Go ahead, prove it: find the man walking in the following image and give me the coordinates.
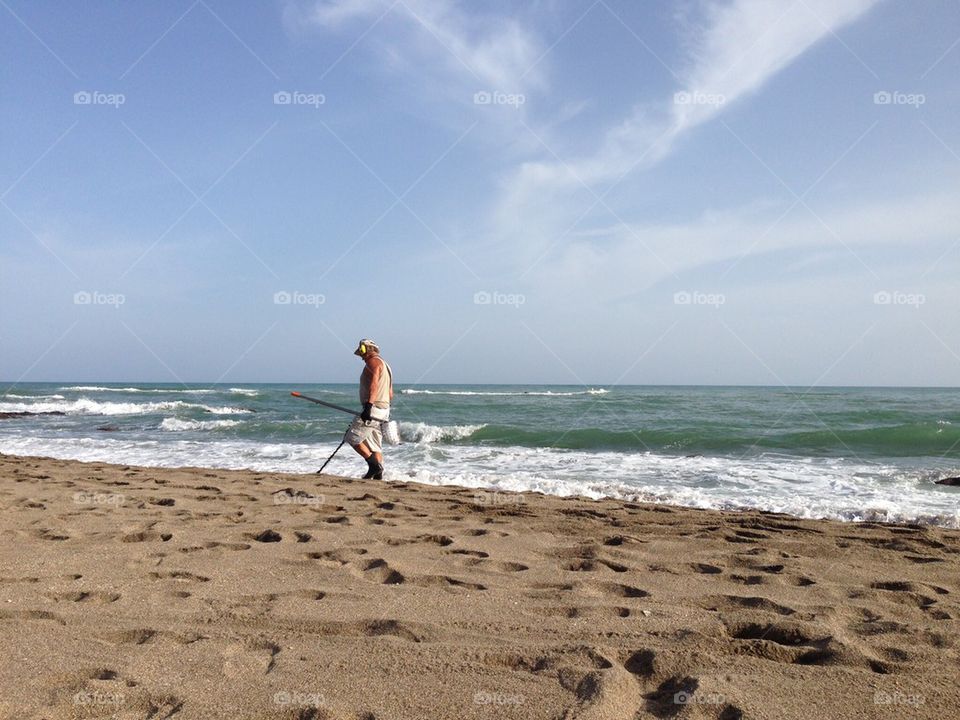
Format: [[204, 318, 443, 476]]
[[345, 339, 393, 479]]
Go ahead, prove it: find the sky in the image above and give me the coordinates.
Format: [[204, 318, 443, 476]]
[[1, 0, 959, 386]]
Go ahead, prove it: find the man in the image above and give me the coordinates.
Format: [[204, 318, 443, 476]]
[[344, 338, 393, 479]]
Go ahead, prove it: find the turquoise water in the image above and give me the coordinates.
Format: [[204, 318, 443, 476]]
[[1, 383, 958, 526]]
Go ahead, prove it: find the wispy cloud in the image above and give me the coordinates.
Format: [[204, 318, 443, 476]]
[[495, 0, 882, 241], [288, 0, 545, 94], [523, 188, 960, 304]]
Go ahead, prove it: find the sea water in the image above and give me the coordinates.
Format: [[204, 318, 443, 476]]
[[1, 383, 958, 527]]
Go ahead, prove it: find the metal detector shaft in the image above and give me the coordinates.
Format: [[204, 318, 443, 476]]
[[317, 439, 346, 474], [290, 391, 359, 416]]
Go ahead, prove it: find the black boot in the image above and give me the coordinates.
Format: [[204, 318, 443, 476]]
[[362, 457, 383, 480]]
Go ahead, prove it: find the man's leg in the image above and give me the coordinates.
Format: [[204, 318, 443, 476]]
[[345, 419, 383, 479], [350, 441, 382, 478]]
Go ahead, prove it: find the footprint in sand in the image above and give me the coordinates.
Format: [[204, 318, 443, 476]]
[[594, 582, 650, 599], [310, 550, 406, 585], [0, 609, 66, 625], [311, 619, 423, 643], [537, 605, 631, 619], [248, 529, 282, 542], [387, 533, 453, 547], [180, 540, 251, 554], [223, 638, 280, 677], [147, 570, 210, 583], [704, 594, 796, 616], [446, 549, 488, 559], [44, 590, 121, 604], [563, 559, 629, 573], [412, 575, 486, 592], [355, 559, 405, 585], [104, 628, 159, 646]]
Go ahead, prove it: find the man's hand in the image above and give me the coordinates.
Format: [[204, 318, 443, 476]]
[[360, 403, 373, 421]]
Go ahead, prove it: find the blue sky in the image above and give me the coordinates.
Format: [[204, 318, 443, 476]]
[[1, 0, 959, 385]]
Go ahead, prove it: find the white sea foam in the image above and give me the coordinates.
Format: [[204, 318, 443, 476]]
[[1, 435, 956, 528], [398, 422, 485, 443], [400, 388, 609, 397], [58, 385, 219, 394], [3, 394, 65, 400], [0, 398, 253, 416], [160, 418, 244, 431], [58, 385, 260, 397]]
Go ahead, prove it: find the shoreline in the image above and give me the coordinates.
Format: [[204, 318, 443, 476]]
[[1, 452, 958, 719], [2, 437, 956, 530]]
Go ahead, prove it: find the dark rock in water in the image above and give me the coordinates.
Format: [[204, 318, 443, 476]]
[[96, 424, 120, 432], [935, 477, 960, 486], [0, 411, 66, 419]]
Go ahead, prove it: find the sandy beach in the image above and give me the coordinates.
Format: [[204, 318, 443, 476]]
[[1, 452, 958, 720]]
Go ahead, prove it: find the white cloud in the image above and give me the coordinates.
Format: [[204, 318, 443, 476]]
[[522, 189, 960, 302], [494, 0, 882, 242], [289, 0, 545, 93], [672, 0, 880, 136]]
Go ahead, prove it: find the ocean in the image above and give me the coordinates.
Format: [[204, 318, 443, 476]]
[[1, 383, 958, 527]]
